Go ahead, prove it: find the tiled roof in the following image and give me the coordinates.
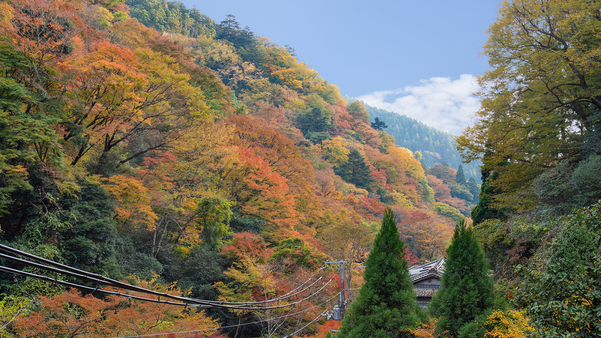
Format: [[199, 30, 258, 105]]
[[409, 257, 445, 282]]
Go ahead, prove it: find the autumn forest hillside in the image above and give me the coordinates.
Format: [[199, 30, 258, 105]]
[[365, 104, 482, 182], [0, 0, 474, 336]]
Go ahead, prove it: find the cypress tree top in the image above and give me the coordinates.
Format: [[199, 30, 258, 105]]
[[337, 207, 424, 337]]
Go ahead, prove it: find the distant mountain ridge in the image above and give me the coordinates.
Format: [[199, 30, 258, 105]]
[[364, 104, 482, 182]]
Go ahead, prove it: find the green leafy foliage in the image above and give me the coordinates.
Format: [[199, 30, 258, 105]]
[[471, 167, 508, 224], [433, 203, 463, 224], [514, 202, 601, 337], [270, 237, 327, 272], [456, 0, 601, 210], [126, 0, 216, 37], [535, 155, 601, 215], [195, 197, 233, 251], [297, 107, 333, 143]]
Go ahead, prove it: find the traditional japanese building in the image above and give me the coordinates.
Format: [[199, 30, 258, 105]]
[[409, 257, 445, 310]]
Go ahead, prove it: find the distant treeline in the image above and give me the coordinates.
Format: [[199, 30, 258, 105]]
[[364, 104, 481, 182]]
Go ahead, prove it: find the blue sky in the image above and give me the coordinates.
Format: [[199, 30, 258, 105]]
[[181, 0, 501, 134]]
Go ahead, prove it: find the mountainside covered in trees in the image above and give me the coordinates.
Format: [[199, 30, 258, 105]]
[[458, 0, 601, 337], [2, 0, 597, 336], [0, 0, 474, 336], [365, 104, 481, 182]]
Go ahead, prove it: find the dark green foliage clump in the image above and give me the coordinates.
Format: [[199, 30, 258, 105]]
[[334, 149, 374, 191], [0, 181, 123, 294], [455, 164, 466, 185], [370, 117, 387, 131], [59, 182, 123, 276], [429, 220, 494, 337], [161, 245, 228, 301], [338, 207, 424, 337], [297, 107, 333, 143], [471, 166, 508, 224], [195, 197, 233, 251], [466, 177, 479, 204], [515, 202, 601, 337], [534, 154, 601, 215]]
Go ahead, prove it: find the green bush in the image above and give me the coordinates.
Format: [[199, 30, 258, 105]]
[[515, 202, 601, 337]]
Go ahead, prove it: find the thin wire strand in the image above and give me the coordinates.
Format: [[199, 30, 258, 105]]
[[0, 244, 333, 309], [0, 249, 326, 306], [111, 292, 341, 338], [0, 243, 335, 306], [0, 264, 333, 310], [283, 310, 328, 338]]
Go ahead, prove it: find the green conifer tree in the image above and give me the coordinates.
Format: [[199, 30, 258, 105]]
[[429, 219, 494, 337], [337, 207, 424, 337], [456, 164, 466, 185], [334, 149, 374, 191], [466, 177, 479, 204]]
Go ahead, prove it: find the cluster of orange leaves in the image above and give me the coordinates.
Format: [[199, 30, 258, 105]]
[[14, 282, 219, 337]]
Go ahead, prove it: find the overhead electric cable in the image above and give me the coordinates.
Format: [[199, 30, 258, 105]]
[[0, 265, 193, 307], [111, 292, 342, 338], [0, 263, 333, 310], [0, 244, 333, 309], [283, 310, 328, 338], [0, 249, 325, 306]]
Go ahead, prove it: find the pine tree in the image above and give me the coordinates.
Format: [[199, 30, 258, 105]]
[[429, 219, 494, 337], [371, 117, 388, 130], [334, 149, 374, 191], [466, 177, 479, 204], [455, 164, 466, 185], [337, 207, 424, 337]]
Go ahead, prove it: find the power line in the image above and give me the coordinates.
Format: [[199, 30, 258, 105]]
[[0, 244, 334, 310], [111, 292, 342, 338], [0, 244, 332, 310], [0, 248, 327, 307], [0, 243, 337, 307], [0, 265, 190, 307], [0, 263, 333, 310], [283, 310, 328, 338], [0, 244, 327, 307]]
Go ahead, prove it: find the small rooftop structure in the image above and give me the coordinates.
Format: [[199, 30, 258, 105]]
[[409, 257, 445, 310]]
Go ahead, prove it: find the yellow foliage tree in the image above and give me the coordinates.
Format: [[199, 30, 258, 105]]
[[101, 175, 157, 231]]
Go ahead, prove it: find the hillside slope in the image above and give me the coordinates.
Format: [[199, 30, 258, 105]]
[[365, 104, 481, 182], [0, 0, 471, 336]]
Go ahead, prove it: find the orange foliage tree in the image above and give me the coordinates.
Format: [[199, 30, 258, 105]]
[[14, 282, 218, 337], [64, 42, 209, 168], [397, 211, 453, 261], [296, 319, 341, 338], [223, 147, 297, 235]]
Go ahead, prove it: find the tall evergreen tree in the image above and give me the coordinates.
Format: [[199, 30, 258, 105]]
[[471, 164, 509, 224], [334, 149, 374, 191], [455, 164, 466, 185], [429, 219, 494, 337], [466, 177, 479, 204], [337, 207, 424, 337]]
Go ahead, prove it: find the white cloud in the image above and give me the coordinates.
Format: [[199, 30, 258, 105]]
[[357, 74, 480, 135]]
